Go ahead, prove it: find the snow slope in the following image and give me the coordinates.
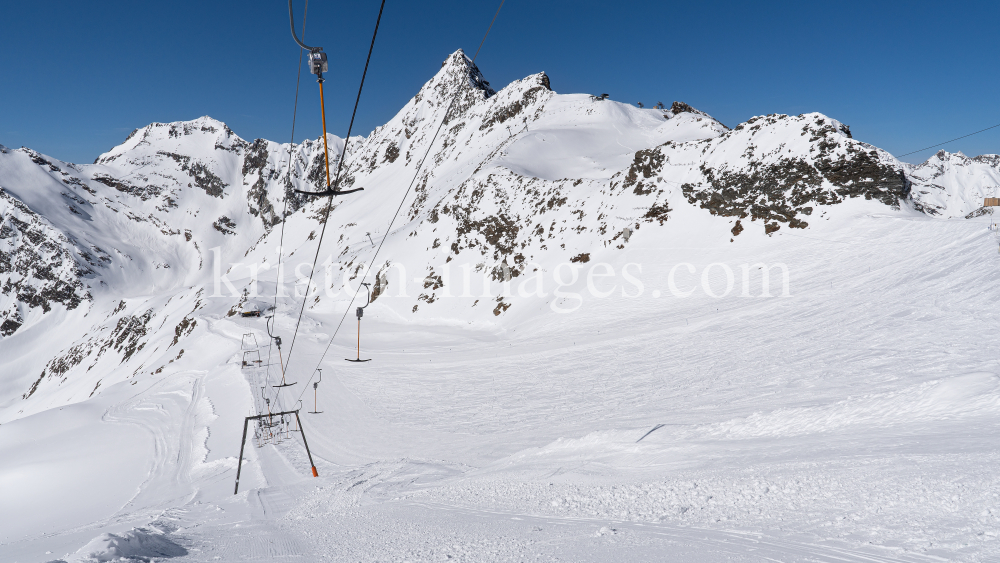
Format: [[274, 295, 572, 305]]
[[1, 49, 999, 562]]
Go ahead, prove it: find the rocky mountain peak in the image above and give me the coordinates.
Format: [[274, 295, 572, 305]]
[[668, 101, 704, 116], [417, 50, 496, 122], [96, 116, 246, 166]]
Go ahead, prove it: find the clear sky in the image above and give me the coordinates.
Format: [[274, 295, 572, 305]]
[[2, 0, 997, 165]]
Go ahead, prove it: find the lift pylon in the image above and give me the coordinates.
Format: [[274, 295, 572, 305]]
[[241, 332, 258, 350], [235, 409, 317, 494]]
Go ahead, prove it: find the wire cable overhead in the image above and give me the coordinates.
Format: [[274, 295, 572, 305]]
[[898, 122, 1000, 157], [291, 0, 508, 404], [282, 0, 387, 373]]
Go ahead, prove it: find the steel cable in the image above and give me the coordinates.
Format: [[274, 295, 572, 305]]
[[898, 123, 1000, 157], [283, 0, 387, 374], [293, 0, 507, 404]]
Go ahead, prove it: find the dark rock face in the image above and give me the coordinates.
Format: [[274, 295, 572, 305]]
[[479, 73, 551, 132], [973, 154, 1000, 167], [0, 188, 91, 337], [106, 311, 152, 363], [624, 149, 665, 195], [966, 207, 993, 219], [21, 148, 63, 172], [672, 113, 907, 234], [22, 306, 156, 398], [157, 152, 226, 198], [384, 143, 400, 163], [212, 216, 237, 235], [92, 173, 161, 200], [685, 151, 905, 231], [1, 307, 22, 336], [243, 139, 281, 226], [643, 201, 671, 225], [670, 101, 698, 115], [171, 316, 196, 347], [445, 174, 525, 261], [241, 138, 270, 177], [683, 159, 820, 230]]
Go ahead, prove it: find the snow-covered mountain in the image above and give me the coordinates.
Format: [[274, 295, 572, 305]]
[[2, 50, 994, 352], [2, 49, 1000, 562], [906, 150, 1000, 217]]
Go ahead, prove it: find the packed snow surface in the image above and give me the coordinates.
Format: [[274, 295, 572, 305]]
[[1, 50, 999, 562]]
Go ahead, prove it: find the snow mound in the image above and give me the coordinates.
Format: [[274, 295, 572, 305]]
[[63, 528, 187, 562]]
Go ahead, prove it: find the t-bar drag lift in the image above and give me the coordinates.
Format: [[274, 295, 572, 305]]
[[288, 0, 364, 198], [267, 315, 297, 388], [308, 369, 323, 414], [346, 282, 372, 362]]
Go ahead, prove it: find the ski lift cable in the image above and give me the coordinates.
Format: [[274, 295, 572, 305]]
[[288, 0, 319, 52], [292, 0, 508, 405], [282, 0, 387, 375], [270, 0, 309, 320], [253, 0, 307, 419], [263, 317, 291, 411], [898, 122, 1000, 157]]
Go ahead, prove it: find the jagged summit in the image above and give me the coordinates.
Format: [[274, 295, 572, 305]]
[[439, 48, 497, 96], [410, 49, 499, 127]]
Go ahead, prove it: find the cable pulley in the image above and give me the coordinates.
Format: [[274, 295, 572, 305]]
[[308, 50, 328, 76]]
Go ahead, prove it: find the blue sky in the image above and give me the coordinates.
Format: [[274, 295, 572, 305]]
[[2, 0, 997, 164]]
